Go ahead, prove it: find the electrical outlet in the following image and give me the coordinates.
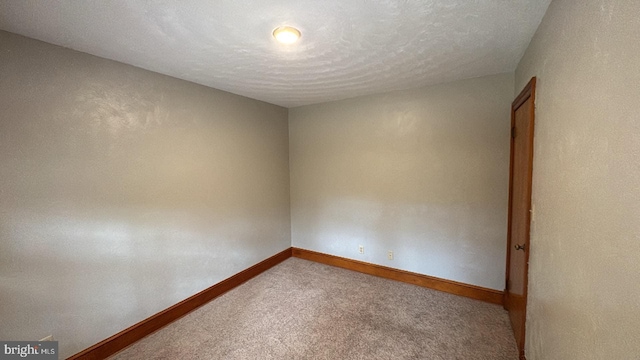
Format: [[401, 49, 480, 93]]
[[39, 335, 54, 341], [388, 250, 393, 260], [359, 245, 364, 254]]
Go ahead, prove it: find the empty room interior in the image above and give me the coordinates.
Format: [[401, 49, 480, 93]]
[[1, 0, 638, 359]]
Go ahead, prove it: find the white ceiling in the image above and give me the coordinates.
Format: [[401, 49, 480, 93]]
[[0, 0, 551, 108]]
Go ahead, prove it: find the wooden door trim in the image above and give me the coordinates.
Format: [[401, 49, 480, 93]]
[[504, 77, 536, 360], [512, 78, 536, 113]]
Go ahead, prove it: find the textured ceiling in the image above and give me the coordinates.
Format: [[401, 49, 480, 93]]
[[0, 0, 551, 107]]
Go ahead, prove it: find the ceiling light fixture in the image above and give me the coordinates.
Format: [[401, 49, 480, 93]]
[[272, 26, 301, 44]]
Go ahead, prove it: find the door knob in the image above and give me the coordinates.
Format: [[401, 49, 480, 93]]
[[514, 244, 525, 251]]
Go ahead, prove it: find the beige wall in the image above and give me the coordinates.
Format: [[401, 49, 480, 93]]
[[0, 31, 291, 358], [289, 73, 514, 290], [515, 0, 640, 358]]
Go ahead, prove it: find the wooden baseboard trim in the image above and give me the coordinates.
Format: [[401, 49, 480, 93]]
[[67, 247, 292, 360], [292, 248, 503, 305]]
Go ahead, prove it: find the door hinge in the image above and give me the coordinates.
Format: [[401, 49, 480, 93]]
[[511, 126, 517, 138]]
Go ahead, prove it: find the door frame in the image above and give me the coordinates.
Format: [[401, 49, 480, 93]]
[[504, 76, 536, 359]]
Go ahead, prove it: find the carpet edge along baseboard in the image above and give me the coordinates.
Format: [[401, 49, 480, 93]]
[[291, 247, 504, 305], [69, 246, 502, 359], [67, 247, 293, 360]]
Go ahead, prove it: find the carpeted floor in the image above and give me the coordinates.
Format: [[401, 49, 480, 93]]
[[110, 258, 518, 359]]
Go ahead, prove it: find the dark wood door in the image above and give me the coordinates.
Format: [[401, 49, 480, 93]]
[[505, 77, 536, 360]]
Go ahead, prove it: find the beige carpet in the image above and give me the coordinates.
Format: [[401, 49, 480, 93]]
[[110, 258, 518, 359]]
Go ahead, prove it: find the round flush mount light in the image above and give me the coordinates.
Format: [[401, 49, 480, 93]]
[[273, 26, 301, 44]]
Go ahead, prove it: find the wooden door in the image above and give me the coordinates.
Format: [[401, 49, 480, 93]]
[[505, 77, 536, 360]]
